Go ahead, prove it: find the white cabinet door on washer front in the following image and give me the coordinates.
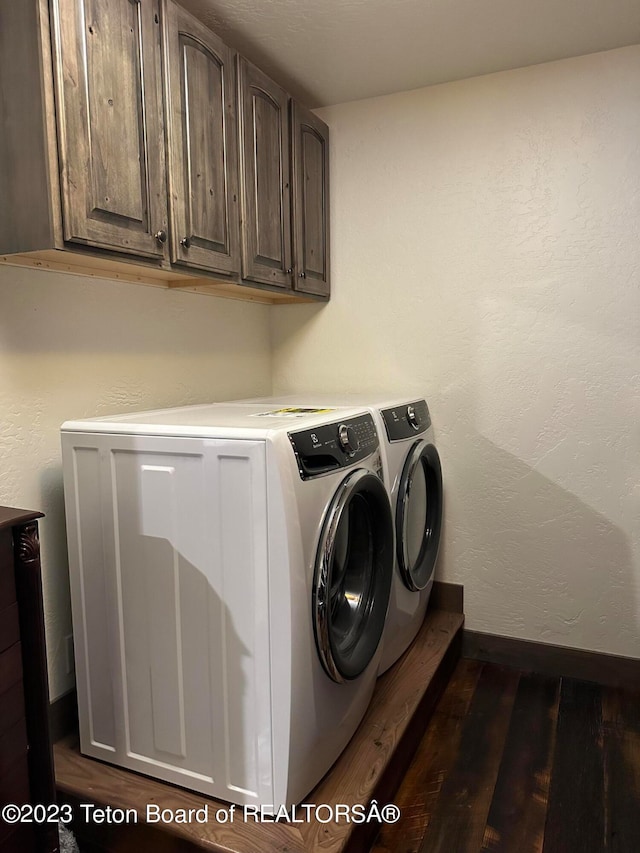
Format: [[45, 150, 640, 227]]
[[62, 433, 273, 805]]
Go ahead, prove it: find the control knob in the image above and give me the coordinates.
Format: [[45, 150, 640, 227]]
[[407, 405, 419, 429], [338, 423, 359, 455]]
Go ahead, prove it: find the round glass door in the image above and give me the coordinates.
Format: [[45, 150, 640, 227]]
[[313, 469, 393, 683], [396, 441, 443, 591]]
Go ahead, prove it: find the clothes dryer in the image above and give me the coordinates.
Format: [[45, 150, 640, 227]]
[[61, 403, 394, 808], [231, 395, 443, 673], [373, 398, 443, 672]]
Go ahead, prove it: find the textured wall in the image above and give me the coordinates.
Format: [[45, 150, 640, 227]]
[[0, 266, 271, 699], [272, 46, 640, 657]]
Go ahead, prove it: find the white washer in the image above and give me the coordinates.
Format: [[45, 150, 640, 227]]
[[61, 402, 394, 808], [231, 395, 444, 673]]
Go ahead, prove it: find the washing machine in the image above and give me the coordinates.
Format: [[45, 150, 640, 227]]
[[61, 402, 394, 808], [230, 395, 443, 673]]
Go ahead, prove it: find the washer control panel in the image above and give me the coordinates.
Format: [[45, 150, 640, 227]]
[[289, 414, 379, 479], [381, 400, 431, 441]]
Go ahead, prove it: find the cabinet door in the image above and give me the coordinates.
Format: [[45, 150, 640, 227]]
[[237, 58, 292, 289], [163, 1, 239, 275], [291, 103, 330, 297], [51, 0, 168, 258]]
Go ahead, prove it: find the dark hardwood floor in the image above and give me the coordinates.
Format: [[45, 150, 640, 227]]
[[371, 658, 640, 853]]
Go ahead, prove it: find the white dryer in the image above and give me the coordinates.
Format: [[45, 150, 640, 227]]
[[373, 398, 443, 672], [61, 403, 394, 808], [231, 395, 444, 673]]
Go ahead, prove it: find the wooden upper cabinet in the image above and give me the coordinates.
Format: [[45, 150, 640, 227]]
[[163, 1, 240, 276], [51, 0, 169, 258], [0, 0, 329, 303], [291, 103, 330, 297], [237, 57, 293, 290]]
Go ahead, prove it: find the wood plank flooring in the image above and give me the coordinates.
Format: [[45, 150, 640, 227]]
[[371, 659, 640, 853]]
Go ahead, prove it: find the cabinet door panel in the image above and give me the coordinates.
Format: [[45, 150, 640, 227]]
[[292, 103, 330, 297], [164, 1, 239, 274], [52, 0, 167, 258], [237, 58, 292, 289]]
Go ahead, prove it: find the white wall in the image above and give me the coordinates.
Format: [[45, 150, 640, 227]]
[[3, 47, 639, 704], [272, 46, 640, 658], [0, 266, 271, 699]]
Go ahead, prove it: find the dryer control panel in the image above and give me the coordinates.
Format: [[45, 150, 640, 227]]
[[289, 414, 379, 479], [381, 400, 431, 441]]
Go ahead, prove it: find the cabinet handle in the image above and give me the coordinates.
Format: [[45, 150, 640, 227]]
[[180, 237, 191, 249], [154, 230, 167, 244], [286, 268, 293, 275], [298, 271, 306, 279]]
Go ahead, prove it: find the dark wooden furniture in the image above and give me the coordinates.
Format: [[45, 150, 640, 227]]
[[0, 508, 58, 853]]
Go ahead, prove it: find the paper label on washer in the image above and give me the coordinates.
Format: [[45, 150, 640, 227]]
[[251, 407, 336, 418]]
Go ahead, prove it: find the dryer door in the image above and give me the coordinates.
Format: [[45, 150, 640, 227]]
[[313, 469, 393, 683], [396, 441, 443, 591]]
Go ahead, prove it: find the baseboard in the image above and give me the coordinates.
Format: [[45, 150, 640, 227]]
[[429, 580, 464, 614], [463, 630, 640, 690], [49, 688, 78, 743]]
